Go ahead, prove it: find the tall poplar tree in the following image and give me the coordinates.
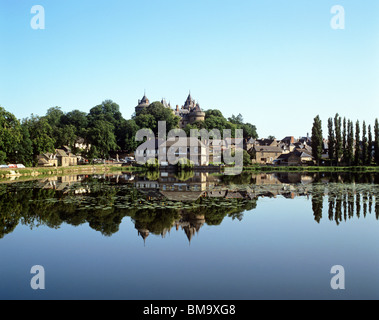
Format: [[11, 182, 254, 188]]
[[347, 120, 354, 166], [328, 118, 335, 164], [362, 121, 368, 165], [334, 114, 342, 165], [311, 115, 323, 165], [355, 120, 361, 166], [368, 124, 373, 165], [342, 117, 347, 163], [375, 119, 379, 166]]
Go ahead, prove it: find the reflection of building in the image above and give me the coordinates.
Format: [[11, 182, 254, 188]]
[[254, 173, 282, 185], [135, 212, 206, 244], [135, 172, 211, 202], [178, 213, 205, 243], [37, 175, 86, 193]]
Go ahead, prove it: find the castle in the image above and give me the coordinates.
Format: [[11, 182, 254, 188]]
[[135, 92, 206, 128]]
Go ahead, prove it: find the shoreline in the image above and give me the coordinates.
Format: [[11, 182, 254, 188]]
[[0, 164, 145, 180], [241, 166, 379, 173], [1, 164, 378, 181]]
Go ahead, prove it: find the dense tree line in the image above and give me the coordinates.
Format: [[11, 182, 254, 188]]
[[0, 101, 258, 166], [312, 114, 379, 166]]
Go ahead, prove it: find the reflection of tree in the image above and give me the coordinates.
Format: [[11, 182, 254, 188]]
[[328, 194, 335, 222], [0, 178, 258, 241], [314, 187, 379, 226], [356, 194, 361, 219], [131, 208, 180, 236], [335, 194, 342, 225], [176, 171, 195, 182], [312, 195, 323, 224], [1, 173, 378, 240]]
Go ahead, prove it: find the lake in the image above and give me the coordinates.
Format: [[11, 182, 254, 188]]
[[0, 171, 378, 300]]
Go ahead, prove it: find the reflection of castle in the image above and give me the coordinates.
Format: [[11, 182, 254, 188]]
[[135, 92, 206, 128], [136, 212, 206, 244]]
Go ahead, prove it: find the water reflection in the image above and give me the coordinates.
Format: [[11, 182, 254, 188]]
[[0, 172, 378, 242]]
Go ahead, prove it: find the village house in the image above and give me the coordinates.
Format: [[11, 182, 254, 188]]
[[276, 148, 314, 166], [56, 148, 77, 167], [135, 137, 209, 166], [251, 145, 283, 165], [37, 147, 78, 167], [37, 152, 58, 167]]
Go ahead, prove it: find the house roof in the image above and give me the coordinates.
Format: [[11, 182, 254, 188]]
[[255, 139, 277, 146], [294, 148, 313, 157], [56, 149, 68, 157], [254, 145, 283, 153]]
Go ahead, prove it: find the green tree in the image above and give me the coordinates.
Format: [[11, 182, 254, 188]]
[[334, 113, 342, 164], [61, 109, 89, 138], [55, 125, 77, 149], [86, 145, 99, 163], [0, 151, 6, 164], [0, 107, 23, 163], [205, 109, 224, 118], [342, 117, 347, 163], [346, 120, 354, 166], [134, 113, 156, 131], [134, 101, 180, 134], [239, 122, 258, 139], [123, 119, 140, 153], [88, 100, 126, 149], [311, 115, 323, 165], [327, 118, 335, 164], [375, 119, 379, 165], [45, 107, 64, 128], [362, 121, 368, 165], [368, 125, 373, 165], [21, 115, 56, 163], [243, 150, 252, 166], [87, 120, 118, 159], [228, 114, 244, 125], [354, 120, 361, 166], [16, 123, 34, 166]]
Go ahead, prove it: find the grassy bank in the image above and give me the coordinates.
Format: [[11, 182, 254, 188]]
[[242, 165, 379, 173], [1, 164, 378, 180], [0, 164, 146, 179]]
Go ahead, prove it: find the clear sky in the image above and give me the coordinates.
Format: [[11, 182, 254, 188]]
[[0, 0, 378, 139]]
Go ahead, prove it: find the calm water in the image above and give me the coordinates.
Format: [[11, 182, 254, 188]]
[[0, 171, 379, 300]]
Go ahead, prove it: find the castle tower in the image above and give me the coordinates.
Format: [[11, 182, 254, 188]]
[[135, 93, 150, 114]]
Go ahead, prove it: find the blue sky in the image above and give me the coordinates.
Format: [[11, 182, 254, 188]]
[[0, 0, 378, 139]]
